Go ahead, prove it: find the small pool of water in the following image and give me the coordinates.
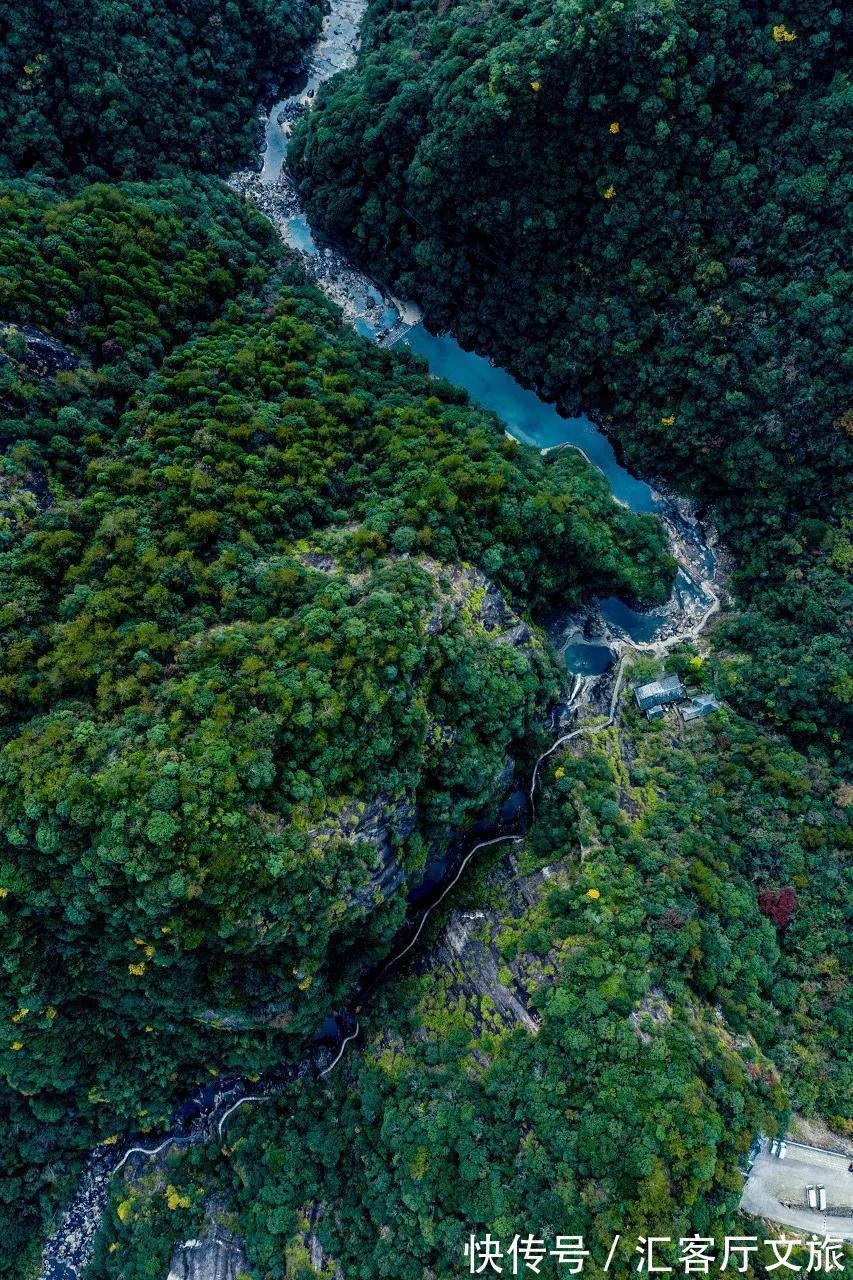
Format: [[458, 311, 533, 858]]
[[499, 790, 527, 822], [563, 642, 615, 675], [598, 596, 671, 644], [262, 112, 290, 184], [408, 856, 450, 905], [286, 213, 318, 254], [314, 1015, 341, 1041]]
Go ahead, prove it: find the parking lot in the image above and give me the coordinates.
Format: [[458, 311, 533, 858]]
[[741, 1138, 853, 1241]]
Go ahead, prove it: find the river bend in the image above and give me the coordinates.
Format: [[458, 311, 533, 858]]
[[39, 3, 721, 1273]]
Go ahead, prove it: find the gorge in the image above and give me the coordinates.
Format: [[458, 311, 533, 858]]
[[36, 2, 726, 1274]]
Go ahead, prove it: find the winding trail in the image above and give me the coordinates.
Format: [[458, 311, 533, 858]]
[[37, 0, 724, 1273], [317, 1023, 361, 1078], [38, 557, 719, 1279], [216, 1095, 271, 1139], [217, 565, 720, 1106], [114, 1135, 193, 1177]]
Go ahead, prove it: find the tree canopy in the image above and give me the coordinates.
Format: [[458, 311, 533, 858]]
[[0, 0, 323, 179], [291, 0, 852, 744], [0, 177, 672, 1265]]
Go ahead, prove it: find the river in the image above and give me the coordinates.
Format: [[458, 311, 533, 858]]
[[232, 0, 717, 660], [39, 2, 721, 1275]]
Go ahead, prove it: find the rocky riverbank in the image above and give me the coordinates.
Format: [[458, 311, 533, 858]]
[[36, 561, 553, 1278], [37, 0, 725, 1271]]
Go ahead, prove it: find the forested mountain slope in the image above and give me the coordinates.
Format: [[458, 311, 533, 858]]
[[291, 0, 853, 744], [0, 0, 323, 179], [85, 686, 851, 1278], [0, 114, 671, 1280], [0, 0, 849, 1273]]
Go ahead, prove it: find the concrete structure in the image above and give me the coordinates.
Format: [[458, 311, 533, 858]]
[[679, 692, 720, 721], [741, 1137, 853, 1241], [634, 675, 684, 717]]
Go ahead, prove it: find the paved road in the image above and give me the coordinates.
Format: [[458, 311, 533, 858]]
[[741, 1138, 853, 1241]]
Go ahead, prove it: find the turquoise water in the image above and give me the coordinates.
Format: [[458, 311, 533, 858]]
[[271, 219, 710, 650], [259, 0, 715, 656], [274, 216, 660, 517], [400, 326, 697, 655], [595, 597, 670, 644], [259, 0, 662, 524], [261, 113, 291, 185], [404, 327, 659, 514], [285, 213, 318, 254], [262, 8, 659, 519], [562, 642, 616, 675]]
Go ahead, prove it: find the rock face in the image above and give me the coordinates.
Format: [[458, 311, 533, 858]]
[[302, 1201, 338, 1276], [438, 909, 541, 1035], [329, 793, 417, 912], [420, 558, 533, 652], [0, 323, 80, 376], [424, 852, 554, 1037], [166, 1226, 253, 1280]]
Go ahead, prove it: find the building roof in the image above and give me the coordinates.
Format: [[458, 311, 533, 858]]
[[679, 693, 720, 721], [634, 675, 684, 710]]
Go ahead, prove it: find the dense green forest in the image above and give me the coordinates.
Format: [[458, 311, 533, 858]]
[[84, 685, 851, 1277], [0, 0, 849, 1274], [291, 0, 852, 745], [0, 61, 672, 1276], [0, 0, 323, 179]]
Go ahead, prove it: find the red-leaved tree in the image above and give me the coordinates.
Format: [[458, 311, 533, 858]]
[[758, 886, 798, 929]]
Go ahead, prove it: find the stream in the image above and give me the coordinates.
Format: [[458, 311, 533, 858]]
[[39, 2, 721, 1275]]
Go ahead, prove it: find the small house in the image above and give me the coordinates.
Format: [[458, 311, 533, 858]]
[[679, 693, 720, 722], [634, 675, 684, 718]]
